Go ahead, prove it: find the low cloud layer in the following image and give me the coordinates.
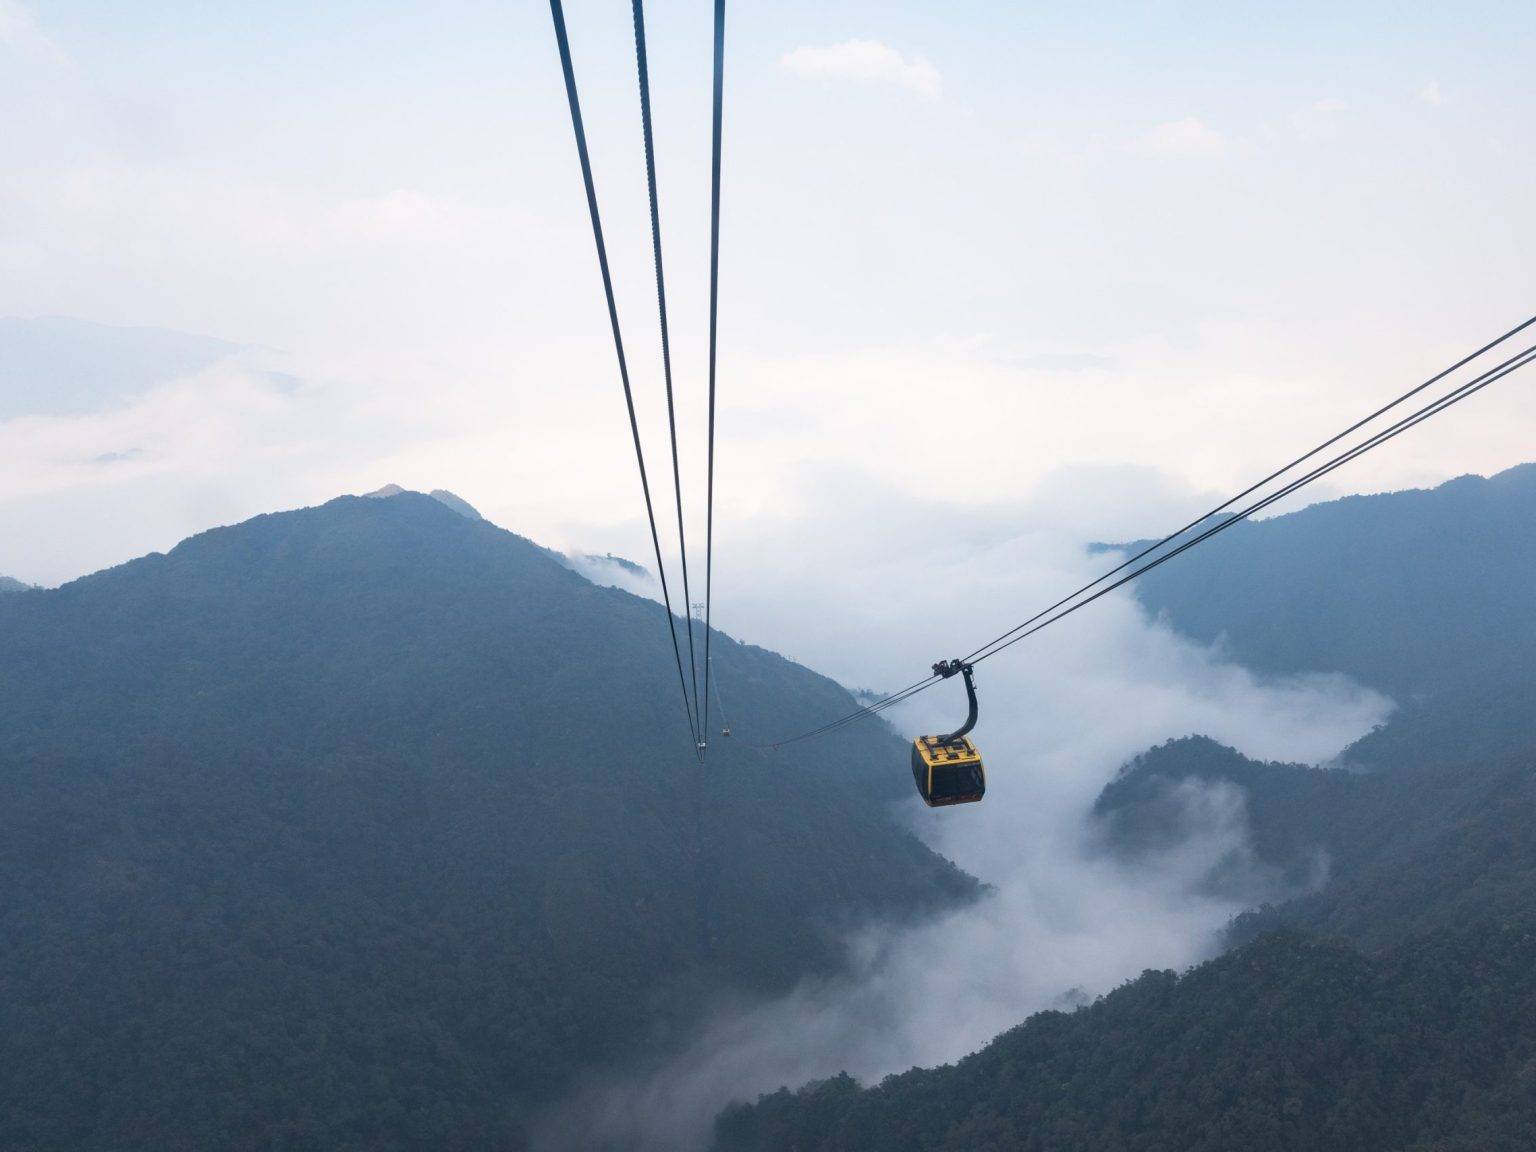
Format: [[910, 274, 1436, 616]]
[[1417, 80, 1446, 107], [779, 40, 943, 100], [0, 0, 61, 59], [3, 4, 1530, 1143], [1133, 116, 1227, 157], [532, 488, 1391, 1149]]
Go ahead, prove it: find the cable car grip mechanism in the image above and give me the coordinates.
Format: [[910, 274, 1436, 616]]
[[930, 659, 978, 742]]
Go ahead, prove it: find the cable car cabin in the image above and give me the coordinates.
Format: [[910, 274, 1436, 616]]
[[910, 659, 986, 806], [911, 734, 986, 806]]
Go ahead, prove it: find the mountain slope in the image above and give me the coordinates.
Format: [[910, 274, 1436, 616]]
[[1087, 462, 1536, 936], [0, 493, 976, 1151], [1122, 464, 1536, 766], [1089, 465, 1536, 947], [1095, 737, 1536, 948], [718, 467, 1536, 1148], [714, 926, 1536, 1152]]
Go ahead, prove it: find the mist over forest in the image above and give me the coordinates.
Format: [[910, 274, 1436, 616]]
[[4, 445, 1535, 1150], [5, 0, 1536, 1147]]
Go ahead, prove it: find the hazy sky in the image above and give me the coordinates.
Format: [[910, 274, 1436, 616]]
[[539, 504, 1394, 1149], [3, 0, 1534, 591], [3, 8, 1528, 1139]]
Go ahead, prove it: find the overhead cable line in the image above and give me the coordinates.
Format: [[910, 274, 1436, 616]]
[[700, 0, 726, 760], [741, 673, 939, 751], [632, 0, 702, 738], [959, 312, 1536, 665], [749, 678, 936, 750], [549, 0, 700, 756], [756, 323, 1536, 749], [805, 338, 1536, 742], [967, 340, 1536, 667], [773, 339, 1536, 747], [856, 340, 1535, 737]]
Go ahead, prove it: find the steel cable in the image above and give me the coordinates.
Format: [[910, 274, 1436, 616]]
[[700, 0, 726, 760], [632, 0, 703, 738], [754, 329, 1536, 749], [550, 0, 701, 754]]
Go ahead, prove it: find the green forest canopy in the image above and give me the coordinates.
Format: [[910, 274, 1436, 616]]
[[0, 492, 978, 1151]]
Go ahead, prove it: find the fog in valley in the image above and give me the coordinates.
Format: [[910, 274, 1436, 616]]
[[0, 324, 1414, 1150], [538, 485, 1391, 1149], [5, 3, 1535, 1149]]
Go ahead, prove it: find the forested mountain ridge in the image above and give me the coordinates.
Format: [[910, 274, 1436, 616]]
[[714, 924, 1536, 1152], [1123, 463, 1536, 767], [1091, 463, 1536, 947], [0, 492, 977, 1151], [1122, 464, 1536, 692], [712, 466, 1536, 1149], [1095, 737, 1536, 949]]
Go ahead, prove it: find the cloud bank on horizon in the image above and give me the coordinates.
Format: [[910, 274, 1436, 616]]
[[529, 493, 1393, 1150], [0, 0, 60, 58], [779, 39, 943, 100], [2, 0, 1533, 591]]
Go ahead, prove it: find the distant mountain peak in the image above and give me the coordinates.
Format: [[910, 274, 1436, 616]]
[[363, 484, 482, 520], [0, 492, 973, 1148], [0, 575, 36, 593]]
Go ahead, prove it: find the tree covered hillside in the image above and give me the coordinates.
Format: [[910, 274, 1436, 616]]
[[714, 466, 1536, 1150], [1090, 466, 1536, 948], [1096, 737, 1536, 950], [0, 492, 977, 1151], [1121, 464, 1536, 767], [714, 925, 1536, 1152]]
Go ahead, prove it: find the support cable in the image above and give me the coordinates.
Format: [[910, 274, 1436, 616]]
[[968, 341, 1536, 667], [632, 0, 702, 738], [550, 0, 700, 755], [959, 313, 1536, 665], [700, 0, 726, 759], [755, 331, 1536, 749], [709, 654, 734, 736]]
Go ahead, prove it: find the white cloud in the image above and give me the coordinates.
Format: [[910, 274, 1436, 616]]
[[530, 483, 1393, 1150], [330, 189, 442, 237], [0, 343, 479, 585], [779, 40, 943, 100], [1313, 97, 1348, 113], [1417, 80, 1446, 106], [5, 7, 1535, 598], [1132, 116, 1227, 157], [0, 0, 62, 59]]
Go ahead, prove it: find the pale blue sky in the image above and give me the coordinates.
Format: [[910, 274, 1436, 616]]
[[4, 11, 1529, 1116], [2, 0, 1534, 585]]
